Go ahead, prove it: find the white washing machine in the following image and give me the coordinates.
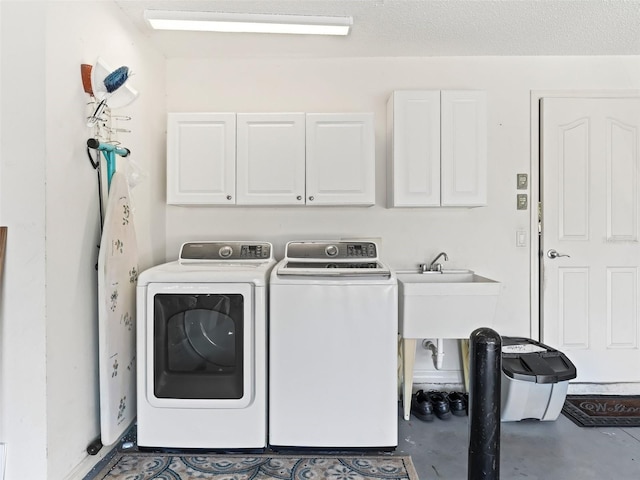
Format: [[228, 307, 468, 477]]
[[269, 241, 398, 449], [136, 241, 275, 449]]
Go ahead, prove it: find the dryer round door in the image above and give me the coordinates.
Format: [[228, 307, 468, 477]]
[[183, 309, 236, 367], [145, 282, 254, 409]]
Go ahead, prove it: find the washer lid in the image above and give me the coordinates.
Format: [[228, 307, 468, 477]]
[[277, 263, 391, 277]]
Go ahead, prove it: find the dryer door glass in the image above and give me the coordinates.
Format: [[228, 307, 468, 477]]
[[153, 293, 244, 399]]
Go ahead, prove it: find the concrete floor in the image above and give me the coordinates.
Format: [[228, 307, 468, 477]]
[[86, 408, 640, 480], [398, 410, 640, 479]]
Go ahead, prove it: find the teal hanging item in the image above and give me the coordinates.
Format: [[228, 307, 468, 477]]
[[87, 138, 130, 190]]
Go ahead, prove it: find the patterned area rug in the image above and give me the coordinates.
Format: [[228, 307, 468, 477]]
[[92, 453, 419, 480], [562, 395, 640, 427]]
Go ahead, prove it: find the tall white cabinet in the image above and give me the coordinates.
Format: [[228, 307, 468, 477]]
[[387, 90, 487, 207], [167, 112, 375, 206]]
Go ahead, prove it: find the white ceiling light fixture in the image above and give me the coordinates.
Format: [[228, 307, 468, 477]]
[[144, 10, 353, 36]]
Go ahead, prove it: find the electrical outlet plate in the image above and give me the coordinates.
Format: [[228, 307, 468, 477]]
[[517, 194, 528, 210]]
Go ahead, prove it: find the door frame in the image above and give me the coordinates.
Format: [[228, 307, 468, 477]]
[[530, 90, 640, 392]]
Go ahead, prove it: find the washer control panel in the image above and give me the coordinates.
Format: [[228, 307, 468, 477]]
[[286, 241, 377, 260], [180, 241, 272, 261]]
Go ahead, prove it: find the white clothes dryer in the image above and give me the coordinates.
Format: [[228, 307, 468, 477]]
[[269, 241, 398, 449], [136, 241, 275, 449]]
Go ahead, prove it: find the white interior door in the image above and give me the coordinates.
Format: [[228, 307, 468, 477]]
[[541, 97, 640, 384]]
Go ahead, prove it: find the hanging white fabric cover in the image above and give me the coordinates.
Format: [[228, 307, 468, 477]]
[[97, 171, 138, 446]]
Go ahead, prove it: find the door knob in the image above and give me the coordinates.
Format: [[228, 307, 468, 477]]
[[546, 249, 571, 259]]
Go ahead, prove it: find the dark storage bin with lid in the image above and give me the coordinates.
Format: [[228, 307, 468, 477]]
[[501, 336, 577, 422]]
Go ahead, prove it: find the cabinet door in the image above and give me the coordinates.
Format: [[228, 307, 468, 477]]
[[167, 113, 236, 205], [306, 113, 375, 206], [440, 91, 487, 206], [236, 113, 306, 205], [387, 91, 441, 207]]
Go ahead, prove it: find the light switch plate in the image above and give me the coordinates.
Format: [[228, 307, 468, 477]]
[[517, 173, 528, 190], [517, 194, 528, 210]]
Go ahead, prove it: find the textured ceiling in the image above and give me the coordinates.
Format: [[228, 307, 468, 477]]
[[114, 0, 640, 58]]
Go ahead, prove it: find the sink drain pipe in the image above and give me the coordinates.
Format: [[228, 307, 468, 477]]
[[468, 327, 501, 480], [423, 339, 445, 369]]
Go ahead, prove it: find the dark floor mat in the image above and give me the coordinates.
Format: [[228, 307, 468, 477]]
[[562, 395, 640, 427]]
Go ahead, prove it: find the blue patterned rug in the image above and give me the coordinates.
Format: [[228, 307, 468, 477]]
[[93, 454, 419, 480]]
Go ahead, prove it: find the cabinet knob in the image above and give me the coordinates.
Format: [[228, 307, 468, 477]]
[[226, 195, 232, 201], [308, 196, 314, 201], [296, 195, 302, 201]]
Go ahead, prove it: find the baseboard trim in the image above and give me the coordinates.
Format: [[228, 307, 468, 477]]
[[412, 368, 464, 385], [568, 382, 640, 395], [410, 370, 640, 396], [63, 445, 115, 480], [0, 443, 6, 480]]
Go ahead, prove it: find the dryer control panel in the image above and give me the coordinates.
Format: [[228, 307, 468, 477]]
[[179, 241, 272, 261]]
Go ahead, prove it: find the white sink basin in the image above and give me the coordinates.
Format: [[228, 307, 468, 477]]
[[397, 269, 500, 338]]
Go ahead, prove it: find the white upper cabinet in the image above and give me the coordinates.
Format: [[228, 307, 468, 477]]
[[387, 91, 441, 206], [167, 111, 375, 206], [167, 113, 236, 205], [387, 90, 487, 207], [236, 113, 306, 205], [440, 91, 487, 206], [306, 113, 375, 206]]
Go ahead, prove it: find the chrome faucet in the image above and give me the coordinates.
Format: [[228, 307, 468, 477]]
[[420, 252, 449, 273]]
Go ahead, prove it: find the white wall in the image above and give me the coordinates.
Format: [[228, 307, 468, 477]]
[[44, 2, 165, 478], [0, 2, 48, 478], [0, 0, 4, 449], [165, 55, 640, 380], [1, 1, 165, 479], [0, 4, 638, 477]]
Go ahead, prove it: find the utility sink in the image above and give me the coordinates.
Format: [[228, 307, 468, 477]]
[[397, 269, 501, 339], [397, 269, 501, 420]]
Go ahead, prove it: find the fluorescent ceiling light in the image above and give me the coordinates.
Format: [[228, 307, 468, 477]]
[[144, 10, 353, 36]]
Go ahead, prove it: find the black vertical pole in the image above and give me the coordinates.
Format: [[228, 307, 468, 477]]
[[468, 328, 501, 480]]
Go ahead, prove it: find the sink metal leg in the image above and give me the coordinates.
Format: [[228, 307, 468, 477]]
[[460, 339, 470, 392], [402, 338, 417, 421]]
